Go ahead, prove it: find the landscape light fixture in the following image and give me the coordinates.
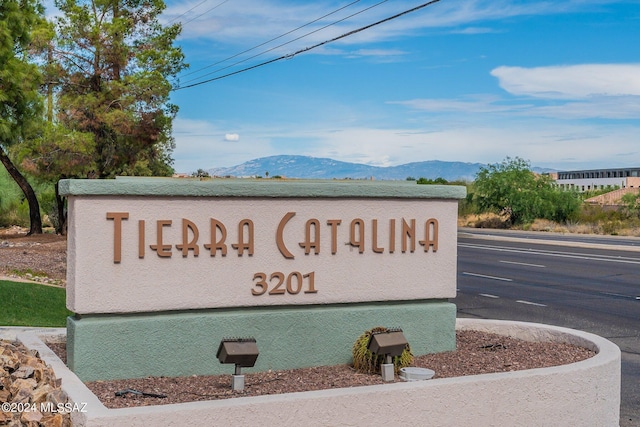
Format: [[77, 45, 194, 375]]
[[216, 337, 259, 391], [367, 328, 408, 382]]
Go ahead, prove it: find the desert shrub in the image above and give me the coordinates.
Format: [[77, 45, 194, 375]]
[[416, 177, 448, 185], [474, 215, 510, 229], [473, 157, 581, 226], [578, 204, 629, 223], [352, 326, 413, 374]]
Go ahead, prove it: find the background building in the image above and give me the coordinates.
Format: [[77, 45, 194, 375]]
[[550, 168, 640, 192]]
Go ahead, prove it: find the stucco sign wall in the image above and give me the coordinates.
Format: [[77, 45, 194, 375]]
[[60, 178, 466, 380], [61, 179, 465, 315]]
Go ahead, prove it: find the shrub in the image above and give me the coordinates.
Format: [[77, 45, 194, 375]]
[[352, 326, 413, 374]]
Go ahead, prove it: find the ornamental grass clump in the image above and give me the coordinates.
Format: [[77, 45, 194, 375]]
[[352, 326, 413, 374]]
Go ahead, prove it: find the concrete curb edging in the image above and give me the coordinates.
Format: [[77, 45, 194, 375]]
[[16, 319, 621, 427]]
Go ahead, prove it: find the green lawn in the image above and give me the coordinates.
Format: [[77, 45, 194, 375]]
[[0, 280, 72, 327]]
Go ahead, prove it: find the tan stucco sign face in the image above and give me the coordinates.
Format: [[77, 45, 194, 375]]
[[63, 180, 462, 314]]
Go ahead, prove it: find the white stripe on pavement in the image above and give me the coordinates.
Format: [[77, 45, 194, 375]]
[[462, 272, 513, 282], [499, 260, 546, 268], [516, 300, 547, 307]]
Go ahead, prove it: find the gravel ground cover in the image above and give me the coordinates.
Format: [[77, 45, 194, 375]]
[[48, 331, 594, 409]]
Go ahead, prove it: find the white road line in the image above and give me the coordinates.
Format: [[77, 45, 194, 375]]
[[479, 293, 500, 298], [499, 260, 545, 268], [462, 272, 513, 282], [459, 243, 640, 265], [516, 300, 547, 307], [599, 291, 636, 299]]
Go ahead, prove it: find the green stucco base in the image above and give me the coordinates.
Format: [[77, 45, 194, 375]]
[[67, 300, 455, 381]]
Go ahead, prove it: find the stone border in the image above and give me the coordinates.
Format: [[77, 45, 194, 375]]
[[14, 319, 621, 426]]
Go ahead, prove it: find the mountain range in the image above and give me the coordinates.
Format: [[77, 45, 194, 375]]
[[208, 155, 554, 181]]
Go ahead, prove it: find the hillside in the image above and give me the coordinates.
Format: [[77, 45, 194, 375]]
[[208, 155, 488, 181]]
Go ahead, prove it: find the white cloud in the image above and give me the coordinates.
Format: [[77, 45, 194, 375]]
[[524, 96, 640, 120], [394, 93, 640, 120], [302, 123, 640, 171], [451, 27, 500, 35], [491, 64, 640, 99], [391, 95, 527, 114], [167, 0, 596, 48], [225, 133, 240, 141], [346, 49, 408, 58], [172, 119, 272, 173]]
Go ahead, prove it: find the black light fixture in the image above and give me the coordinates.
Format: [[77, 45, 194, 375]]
[[366, 328, 408, 382], [216, 338, 259, 391]]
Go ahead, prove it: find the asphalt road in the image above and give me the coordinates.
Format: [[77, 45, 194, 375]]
[[454, 229, 640, 427]]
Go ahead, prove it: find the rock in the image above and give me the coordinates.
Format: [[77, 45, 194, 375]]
[[11, 366, 34, 380], [46, 388, 68, 406], [41, 413, 67, 427], [0, 411, 12, 423], [10, 378, 37, 396], [0, 353, 19, 372], [0, 340, 72, 426], [10, 378, 38, 406], [12, 387, 34, 404], [20, 410, 43, 424], [32, 384, 54, 404]]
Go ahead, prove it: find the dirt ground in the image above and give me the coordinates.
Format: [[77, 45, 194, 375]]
[[0, 226, 67, 285]]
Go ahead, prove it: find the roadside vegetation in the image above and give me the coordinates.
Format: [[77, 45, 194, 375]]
[[415, 157, 640, 237]]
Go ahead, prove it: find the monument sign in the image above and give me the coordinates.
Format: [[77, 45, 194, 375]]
[[61, 178, 465, 381]]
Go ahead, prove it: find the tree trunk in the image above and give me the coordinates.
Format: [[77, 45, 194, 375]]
[[54, 181, 67, 235], [0, 146, 42, 235]]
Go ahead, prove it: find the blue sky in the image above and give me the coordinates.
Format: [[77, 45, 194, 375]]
[[70, 1, 640, 173]]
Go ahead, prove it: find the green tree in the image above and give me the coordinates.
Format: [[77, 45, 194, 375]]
[[473, 157, 580, 225], [51, 0, 187, 178], [0, 0, 45, 234], [20, 123, 95, 233], [621, 191, 640, 217], [416, 177, 448, 185], [20, 0, 187, 233], [191, 168, 210, 178]]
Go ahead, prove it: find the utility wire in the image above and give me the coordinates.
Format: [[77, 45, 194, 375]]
[[167, 0, 210, 24], [176, 0, 442, 90], [180, 0, 385, 85], [179, 0, 362, 81], [182, 0, 231, 27]]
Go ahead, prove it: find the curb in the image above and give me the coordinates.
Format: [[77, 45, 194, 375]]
[[13, 319, 621, 427]]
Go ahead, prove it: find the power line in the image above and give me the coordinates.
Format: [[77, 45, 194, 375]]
[[167, 0, 210, 25], [180, 0, 386, 85], [176, 0, 442, 90], [178, 0, 368, 83], [181, 0, 232, 27]]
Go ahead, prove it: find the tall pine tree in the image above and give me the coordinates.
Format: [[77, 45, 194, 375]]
[[52, 0, 187, 178], [0, 0, 44, 234]]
